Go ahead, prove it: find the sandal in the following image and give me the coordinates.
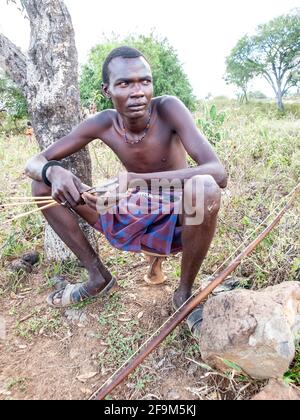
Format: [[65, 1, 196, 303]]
[[202, 275, 241, 295], [46, 277, 117, 308], [185, 305, 204, 340], [172, 292, 204, 340]]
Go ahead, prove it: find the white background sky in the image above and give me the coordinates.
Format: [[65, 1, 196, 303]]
[[0, 0, 299, 99]]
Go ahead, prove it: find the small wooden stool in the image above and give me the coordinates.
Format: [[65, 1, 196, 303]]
[[143, 251, 168, 285]]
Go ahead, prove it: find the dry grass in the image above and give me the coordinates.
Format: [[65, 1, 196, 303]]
[[0, 99, 299, 400]]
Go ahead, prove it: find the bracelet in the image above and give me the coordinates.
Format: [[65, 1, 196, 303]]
[[41, 160, 64, 187]]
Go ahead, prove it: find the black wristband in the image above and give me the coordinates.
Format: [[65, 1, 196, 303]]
[[41, 160, 64, 187]]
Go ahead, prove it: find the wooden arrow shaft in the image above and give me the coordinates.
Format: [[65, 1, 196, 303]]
[[91, 183, 299, 400]]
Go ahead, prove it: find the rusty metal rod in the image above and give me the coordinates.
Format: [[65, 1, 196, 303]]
[[91, 184, 299, 400]]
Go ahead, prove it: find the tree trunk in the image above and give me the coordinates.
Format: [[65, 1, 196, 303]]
[[276, 88, 285, 112], [243, 88, 248, 104], [0, 0, 98, 261]]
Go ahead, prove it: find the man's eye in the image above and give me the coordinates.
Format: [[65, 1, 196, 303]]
[[119, 82, 128, 87], [143, 80, 151, 85]]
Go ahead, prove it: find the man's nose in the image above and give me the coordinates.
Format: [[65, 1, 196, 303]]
[[130, 84, 145, 97]]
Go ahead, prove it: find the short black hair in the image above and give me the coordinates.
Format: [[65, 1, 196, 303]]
[[102, 46, 147, 85]]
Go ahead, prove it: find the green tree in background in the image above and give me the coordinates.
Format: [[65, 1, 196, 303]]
[[248, 91, 267, 100], [225, 36, 258, 103], [0, 75, 28, 120], [225, 9, 300, 111], [80, 34, 197, 112]]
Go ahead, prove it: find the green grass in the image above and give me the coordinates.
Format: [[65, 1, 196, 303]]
[[44, 260, 84, 283], [0, 132, 41, 270], [5, 270, 29, 294], [284, 345, 300, 385], [94, 293, 146, 376], [196, 99, 300, 290], [15, 309, 63, 341], [0, 100, 299, 395], [6, 377, 27, 392]]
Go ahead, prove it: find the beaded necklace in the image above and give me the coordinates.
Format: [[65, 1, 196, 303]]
[[123, 108, 151, 145]]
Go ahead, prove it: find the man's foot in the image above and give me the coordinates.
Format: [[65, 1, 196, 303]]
[[172, 288, 204, 340], [46, 277, 116, 308], [172, 288, 192, 310], [143, 255, 167, 285]]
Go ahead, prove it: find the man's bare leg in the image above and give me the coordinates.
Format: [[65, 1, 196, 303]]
[[144, 254, 167, 285], [32, 180, 112, 300], [173, 175, 221, 309]]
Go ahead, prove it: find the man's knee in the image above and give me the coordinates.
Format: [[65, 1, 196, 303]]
[[203, 175, 221, 215], [184, 175, 221, 217], [31, 180, 51, 197]]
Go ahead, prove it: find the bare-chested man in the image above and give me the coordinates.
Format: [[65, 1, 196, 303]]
[[25, 46, 227, 338]]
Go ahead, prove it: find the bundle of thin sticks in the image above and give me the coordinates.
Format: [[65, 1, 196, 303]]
[[0, 178, 120, 225], [0, 196, 59, 224]]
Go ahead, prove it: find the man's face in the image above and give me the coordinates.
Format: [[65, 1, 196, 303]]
[[103, 56, 153, 118]]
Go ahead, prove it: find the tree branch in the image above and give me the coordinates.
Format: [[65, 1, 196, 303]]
[[0, 33, 27, 95], [261, 71, 277, 94], [282, 73, 298, 96], [271, 61, 280, 87]]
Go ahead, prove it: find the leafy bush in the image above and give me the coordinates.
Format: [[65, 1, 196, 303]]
[[0, 76, 28, 135], [248, 91, 268, 100], [0, 76, 28, 120], [80, 33, 197, 112], [197, 104, 226, 145]]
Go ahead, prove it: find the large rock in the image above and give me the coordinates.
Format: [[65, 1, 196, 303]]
[[251, 380, 300, 400], [199, 282, 300, 379]]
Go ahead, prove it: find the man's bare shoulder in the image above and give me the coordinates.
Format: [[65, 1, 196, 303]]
[[155, 95, 185, 116], [86, 109, 116, 129], [78, 109, 119, 141], [154, 96, 192, 130]]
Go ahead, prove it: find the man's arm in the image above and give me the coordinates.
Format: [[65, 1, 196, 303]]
[[129, 96, 228, 188], [25, 111, 111, 181], [25, 111, 112, 205]]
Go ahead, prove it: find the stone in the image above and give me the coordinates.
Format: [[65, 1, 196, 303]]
[[21, 251, 39, 266], [65, 309, 88, 325], [8, 259, 32, 274], [252, 380, 300, 400], [199, 282, 300, 379], [167, 389, 181, 400]]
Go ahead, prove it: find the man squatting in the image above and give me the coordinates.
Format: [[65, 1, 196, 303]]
[[25, 47, 227, 338]]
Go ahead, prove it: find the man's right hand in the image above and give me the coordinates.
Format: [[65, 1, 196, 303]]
[[47, 166, 91, 207]]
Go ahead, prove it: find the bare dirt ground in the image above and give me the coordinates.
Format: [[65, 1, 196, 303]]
[[0, 240, 265, 400]]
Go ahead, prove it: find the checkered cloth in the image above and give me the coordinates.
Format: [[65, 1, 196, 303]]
[[93, 189, 183, 255]]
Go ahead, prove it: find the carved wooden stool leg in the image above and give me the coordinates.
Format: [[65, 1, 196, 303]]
[[144, 255, 167, 285]]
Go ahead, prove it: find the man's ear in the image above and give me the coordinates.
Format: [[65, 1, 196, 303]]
[[102, 83, 111, 99]]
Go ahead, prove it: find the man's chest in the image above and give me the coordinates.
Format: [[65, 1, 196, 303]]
[[106, 126, 181, 172], [118, 139, 173, 172]]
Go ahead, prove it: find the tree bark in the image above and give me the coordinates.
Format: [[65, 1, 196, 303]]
[[276, 86, 285, 112], [243, 88, 248, 104], [0, 0, 97, 261], [0, 34, 27, 94]]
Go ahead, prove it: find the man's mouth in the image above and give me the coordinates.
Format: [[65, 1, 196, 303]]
[[128, 104, 147, 110]]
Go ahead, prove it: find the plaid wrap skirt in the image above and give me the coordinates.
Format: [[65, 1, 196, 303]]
[[93, 189, 183, 255]]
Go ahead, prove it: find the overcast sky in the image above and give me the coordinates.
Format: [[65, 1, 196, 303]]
[[0, 0, 299, 98]]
